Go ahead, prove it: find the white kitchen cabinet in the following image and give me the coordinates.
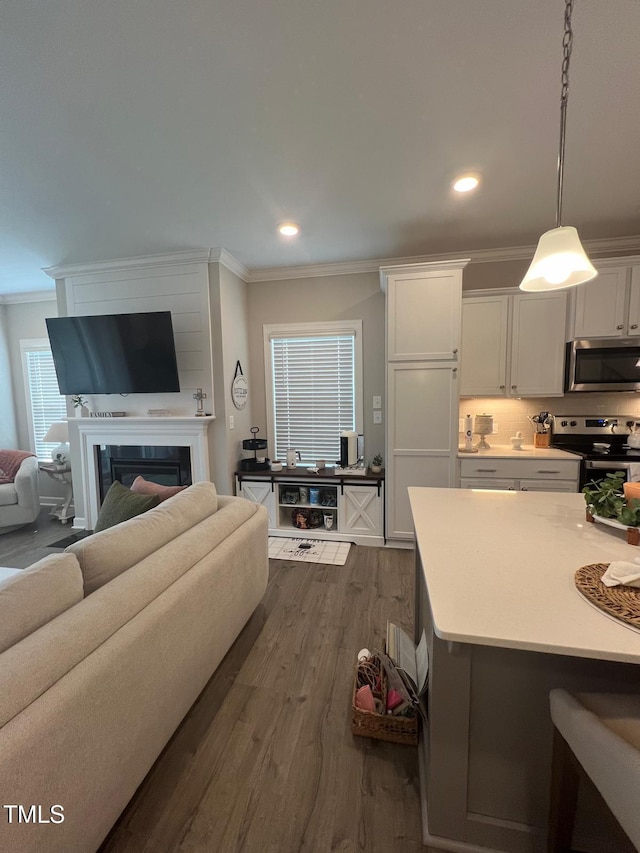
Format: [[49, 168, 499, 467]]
[[386, 361, 459, 539], [459, 456, 579, 493], [460, 290, 567, 397], [381, 260, 468, 544], [381, 262, 463, 361], [572, 267, 630, 338]]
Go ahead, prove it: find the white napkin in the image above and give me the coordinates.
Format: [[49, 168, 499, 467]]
[[628, 464, 640, 482], [601, 561, 640, 588]]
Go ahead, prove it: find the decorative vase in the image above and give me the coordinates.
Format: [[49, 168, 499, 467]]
[[371, 465, 382, 474], [75, 405, 89, 418]]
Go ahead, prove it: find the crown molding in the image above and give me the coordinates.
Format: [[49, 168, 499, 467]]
[[247, 234, 640, 281], [208, 248, 250, 281], [43, 250, 214, 279], [0, 290, 57, 304], [36, 234, 640, 286]]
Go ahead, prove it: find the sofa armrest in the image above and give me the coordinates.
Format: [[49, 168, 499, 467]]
[[14, 456, 41, 511]]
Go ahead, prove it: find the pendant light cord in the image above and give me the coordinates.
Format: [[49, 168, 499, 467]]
[[556, 0, 574, 228]]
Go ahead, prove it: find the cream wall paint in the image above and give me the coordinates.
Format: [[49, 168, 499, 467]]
[[209, 263, 253, 494], [0, 306, 18, 448], [247, 271, 385, 465]]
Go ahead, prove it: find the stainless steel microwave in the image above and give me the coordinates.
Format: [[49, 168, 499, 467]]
[[565, 338, 640, 392]]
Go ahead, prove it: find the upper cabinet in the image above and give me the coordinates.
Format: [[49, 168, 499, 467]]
[[570, 262, 640, 339], [381, 263, 464, 361], [461, 291, 567, 397]]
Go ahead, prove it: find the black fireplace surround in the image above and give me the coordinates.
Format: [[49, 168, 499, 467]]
[[97, 445, 191, 503]]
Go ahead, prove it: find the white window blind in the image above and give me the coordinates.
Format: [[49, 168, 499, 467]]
[[22, 342, 67, 460], [269, 331, 357, 465]]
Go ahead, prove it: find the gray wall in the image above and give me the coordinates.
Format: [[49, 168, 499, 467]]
[[209, 263, 254, 494], [5, 297, 65, 500], [0, 305, 18, 448], [247, 271, 386, 466]]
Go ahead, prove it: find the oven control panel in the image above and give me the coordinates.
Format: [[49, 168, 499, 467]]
[[553, 416, 636, 435]]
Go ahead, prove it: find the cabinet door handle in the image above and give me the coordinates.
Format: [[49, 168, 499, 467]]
[[499, 384, 506, 390], [452, 348, 458, 355], [631, 324, 639, 330], [511, 384, 517, 390], [476, 468, 497, 472], [452, 367, 457, 375], [537, 469, 560, 474], [521, 486, 528, 491], [617, 324, 624, 329]]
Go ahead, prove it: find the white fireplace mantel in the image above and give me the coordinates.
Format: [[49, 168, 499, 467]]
[[68, 416, 215, 529]]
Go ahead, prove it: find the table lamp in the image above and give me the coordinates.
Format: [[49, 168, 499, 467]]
[[43, 421, 70, 465]]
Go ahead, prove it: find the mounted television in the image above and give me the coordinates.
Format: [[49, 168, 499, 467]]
[[46, 311, 181, 395]]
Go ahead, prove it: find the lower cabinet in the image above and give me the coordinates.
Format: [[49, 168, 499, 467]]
[[235, 473, 385, 546], [459, 457, 580, 493]]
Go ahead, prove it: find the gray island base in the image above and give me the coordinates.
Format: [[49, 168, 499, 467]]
[[409, 487, 640, 853]]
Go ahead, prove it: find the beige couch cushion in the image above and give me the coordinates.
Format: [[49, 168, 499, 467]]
[[0, 495, 259, 730], [68, 481, 219, 595], [0, 553, 83, 653]]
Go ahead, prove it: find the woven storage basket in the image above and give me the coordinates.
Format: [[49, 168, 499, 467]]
[[351, 663, 418, 746]]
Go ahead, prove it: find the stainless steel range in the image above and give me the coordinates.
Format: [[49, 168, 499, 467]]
[[551, 415, 640, 489]]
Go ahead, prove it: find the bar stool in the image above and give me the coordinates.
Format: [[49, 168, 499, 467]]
[[548, 688, 640, 852]]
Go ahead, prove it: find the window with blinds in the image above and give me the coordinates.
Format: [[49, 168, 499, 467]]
[[265, 322, 363, 466], [21, 340, 67, 460]]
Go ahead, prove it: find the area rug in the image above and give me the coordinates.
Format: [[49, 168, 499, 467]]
[[268, 537, 351, 566], [49, 530, 93, 549]]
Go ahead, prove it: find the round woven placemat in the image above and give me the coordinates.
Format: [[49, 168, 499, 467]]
[[575, 563, 640, 629]]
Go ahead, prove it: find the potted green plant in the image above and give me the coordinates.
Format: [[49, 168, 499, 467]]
[[370, 453, 383, 474], [582, 472, 640, 541], [71, 395, 89, 417]]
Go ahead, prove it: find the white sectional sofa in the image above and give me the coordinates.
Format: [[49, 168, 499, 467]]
[[0, 482, 268, 853]]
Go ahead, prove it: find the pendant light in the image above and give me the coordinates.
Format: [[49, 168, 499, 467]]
[[520, 0, 597, 292]]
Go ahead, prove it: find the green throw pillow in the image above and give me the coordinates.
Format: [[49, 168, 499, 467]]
[[94, 480, 160, 532]]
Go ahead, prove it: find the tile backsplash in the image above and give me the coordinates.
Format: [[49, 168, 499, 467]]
[[459, 395, 640, 446]]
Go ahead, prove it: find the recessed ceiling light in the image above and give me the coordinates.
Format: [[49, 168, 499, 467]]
[[452, 174, 480, 193], [278, 222, 300, 237]]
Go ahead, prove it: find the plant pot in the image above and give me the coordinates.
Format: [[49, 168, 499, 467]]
[[370, 465, 382, 474]]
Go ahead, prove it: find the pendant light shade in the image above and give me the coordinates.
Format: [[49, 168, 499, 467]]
[[519, 1, 596, 292], [519, 226, 597, 292]]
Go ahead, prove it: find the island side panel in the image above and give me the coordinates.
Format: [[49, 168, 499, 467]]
[[416, 545, 639, 853]]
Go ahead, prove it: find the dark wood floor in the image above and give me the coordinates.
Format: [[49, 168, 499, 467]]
[[0, 507, 77, 568], [1, 517, 439, 852]]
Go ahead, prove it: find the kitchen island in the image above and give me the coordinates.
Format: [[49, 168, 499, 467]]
[[409, 487, 640, 853]]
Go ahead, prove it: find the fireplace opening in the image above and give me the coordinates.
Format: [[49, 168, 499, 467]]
[[97, 445, 191, 503]]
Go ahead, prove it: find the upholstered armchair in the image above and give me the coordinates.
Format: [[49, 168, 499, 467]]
[[0, 455, 41, 533]]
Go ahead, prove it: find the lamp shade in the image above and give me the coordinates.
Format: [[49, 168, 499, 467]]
[[43, 421, 69, 443], [519, 226, 598, 292]]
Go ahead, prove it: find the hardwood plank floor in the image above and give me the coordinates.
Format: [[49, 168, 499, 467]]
[[0, 523, 441, 852], [0, 508, 77, 567], [100, 547, 437, 853]]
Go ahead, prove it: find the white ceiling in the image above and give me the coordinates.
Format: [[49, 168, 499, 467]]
[[2, 0, 640, 295]]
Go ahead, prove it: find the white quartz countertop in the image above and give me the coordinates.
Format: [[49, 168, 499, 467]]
[[408, 488, 640, 664], [458, 445, 580, 460]]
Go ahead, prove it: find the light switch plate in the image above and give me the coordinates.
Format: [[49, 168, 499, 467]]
[[373, 410, 383, 424], [373, 395, 382, 409], [229, 415, 235, 430]]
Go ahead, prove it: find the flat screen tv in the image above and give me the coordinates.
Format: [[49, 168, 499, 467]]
[[46, 311, 181, 395]]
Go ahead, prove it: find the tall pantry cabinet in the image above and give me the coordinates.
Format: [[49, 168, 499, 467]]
[[380, 260, 469, 543]]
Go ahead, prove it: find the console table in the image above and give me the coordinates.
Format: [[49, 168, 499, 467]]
[[235, 468, 384, 546], [39, 463, 74, 524]]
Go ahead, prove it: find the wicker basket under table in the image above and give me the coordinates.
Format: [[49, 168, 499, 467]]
[[351, 665, 418, 746]]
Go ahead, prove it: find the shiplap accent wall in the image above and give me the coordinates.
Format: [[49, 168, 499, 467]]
[[62, 259, 213, 416]]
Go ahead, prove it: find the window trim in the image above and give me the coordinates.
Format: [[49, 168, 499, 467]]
[[263, 320, 363, 464], [20, 338, 68, 461]]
